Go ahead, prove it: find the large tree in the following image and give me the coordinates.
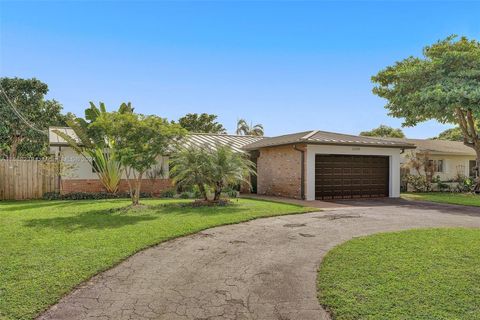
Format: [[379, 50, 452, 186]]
[[360, 125, 405, 138], [94, 111, 186, 205], [0, 77, 66, 157], [177, 113, 226, 134], [372, 35, 480, 186]]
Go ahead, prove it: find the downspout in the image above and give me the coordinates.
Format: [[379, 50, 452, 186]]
[[293, 144, 305, 200]]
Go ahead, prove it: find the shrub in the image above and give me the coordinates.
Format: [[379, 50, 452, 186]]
[[405, 174, 433, 192], [179, 191, 192, 199], [159, 189, 175, 198]]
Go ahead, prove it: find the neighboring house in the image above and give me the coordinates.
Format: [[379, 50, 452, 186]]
[[384, 138, 477, 181], [48, 127, 415, 200]]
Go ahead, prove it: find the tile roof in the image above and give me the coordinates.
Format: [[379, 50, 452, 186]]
[[180, 133, 263, 153], [243, 130, 415, 150], [382, 138, 476, 156]]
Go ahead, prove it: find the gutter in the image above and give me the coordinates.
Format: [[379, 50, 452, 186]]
[[293, 144, 305, 200]]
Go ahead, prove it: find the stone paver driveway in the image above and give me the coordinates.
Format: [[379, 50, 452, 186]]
[[38, 199, 480, 320]]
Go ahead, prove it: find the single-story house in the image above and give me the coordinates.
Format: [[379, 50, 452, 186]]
[[384, 138, 477, 181], [49, 127, 414, 200]]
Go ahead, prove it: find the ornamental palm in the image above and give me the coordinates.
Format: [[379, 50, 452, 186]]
[[170, 142, 256, 201]]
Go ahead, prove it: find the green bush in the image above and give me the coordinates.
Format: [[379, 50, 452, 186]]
[[179, 191, 192, 199], [159, 189, 175, 198]]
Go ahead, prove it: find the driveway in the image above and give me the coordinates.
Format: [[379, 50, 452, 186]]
[[38, 199, 480, 320]]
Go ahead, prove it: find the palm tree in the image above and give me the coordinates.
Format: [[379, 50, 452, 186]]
[[236, 119, 264, 136], [170, 145, 211, 200], [170, 143, 256, 201]]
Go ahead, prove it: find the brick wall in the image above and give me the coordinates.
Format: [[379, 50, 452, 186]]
[[61, 179, 172, 195], [256, 144, 306, 199]]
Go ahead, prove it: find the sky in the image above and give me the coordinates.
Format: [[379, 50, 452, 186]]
[[1, 1, 479, 138]]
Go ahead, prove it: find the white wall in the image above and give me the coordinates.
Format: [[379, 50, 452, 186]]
[[305, 145, 403, 200], [49, 146, 169, 180]]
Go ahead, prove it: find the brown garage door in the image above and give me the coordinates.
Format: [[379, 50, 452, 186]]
[[315, 155, 389, 200]]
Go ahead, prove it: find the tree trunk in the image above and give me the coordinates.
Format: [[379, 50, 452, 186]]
[[197, 183, 208, 200], [213, 182, 222, 201], [132, 173, 143, 206], [474, 147, 480, 193]]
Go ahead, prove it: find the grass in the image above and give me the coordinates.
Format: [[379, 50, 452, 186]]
[[0, 198, 314, 320], [317, 228, 480, 320], [402, 192, 480, 207]]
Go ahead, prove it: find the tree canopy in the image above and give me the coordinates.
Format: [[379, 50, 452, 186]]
[[372, 36, 480, 148], [360, 125, 405, 138], [0, 77, 66, 157], [177, 113, 226, 134], [433, 127, 464, 141]]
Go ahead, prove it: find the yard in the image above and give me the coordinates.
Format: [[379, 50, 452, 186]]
[[0, 198, 313, 320], [402, 192, 480, 207], [317, 228, 480, 320]]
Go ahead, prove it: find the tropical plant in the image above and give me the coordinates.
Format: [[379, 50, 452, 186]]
[[94, 111, 186, 205], [170, 145, 212, 200], [52, 102, 131, 193], [236, 118, 264, 136], [53, 121, 123, 194], [170, 143, 256, 202]]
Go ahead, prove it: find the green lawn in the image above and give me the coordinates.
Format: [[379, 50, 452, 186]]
[[402, 192, 480, 207], [317, 228, 480, 320], [0, 198, 313, 320]]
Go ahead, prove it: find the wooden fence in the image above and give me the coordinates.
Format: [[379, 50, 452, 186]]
[[0, 159, 60, 200]]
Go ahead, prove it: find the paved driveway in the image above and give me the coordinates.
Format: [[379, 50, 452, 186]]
[[39, 199, 480, 320]]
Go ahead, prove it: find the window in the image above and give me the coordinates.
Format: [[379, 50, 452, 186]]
[[428, 159, 444, 173]]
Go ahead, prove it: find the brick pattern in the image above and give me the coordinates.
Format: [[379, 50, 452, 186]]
[[61, 179, 172, 195], [256, 144, 306, 199]]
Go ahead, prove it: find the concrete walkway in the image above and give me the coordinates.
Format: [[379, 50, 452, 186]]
[[38, 199, 480, 320]]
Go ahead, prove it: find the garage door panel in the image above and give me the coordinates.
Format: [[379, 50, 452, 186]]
[[315, 155, 389, 200]]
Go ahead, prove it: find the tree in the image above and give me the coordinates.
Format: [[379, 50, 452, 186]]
[[360, 125, 405, 138], [372, 35, 480, 188], [433, 127, 464, 141], [94, 111, 186, 205], [53, 102, 129, 193], [0, 77, 66, 157], [177, 113, 226, 134], [236, 119, 264, 136], [170, 143, 255, 202]]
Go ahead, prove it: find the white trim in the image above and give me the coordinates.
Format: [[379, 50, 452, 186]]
[[305, 145, 402, 200]]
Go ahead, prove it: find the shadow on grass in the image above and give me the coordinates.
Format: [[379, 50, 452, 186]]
[[23, 210, 157, 231], [1, 199, 126, 212]]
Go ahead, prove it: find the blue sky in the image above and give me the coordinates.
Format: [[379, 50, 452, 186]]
[[1, 1, 479, 138]]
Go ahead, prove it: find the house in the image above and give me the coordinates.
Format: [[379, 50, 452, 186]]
[[48, 128, 262, 195], [243, 131, 413, 200], [49, 127, 414, 200], [384, 138, 477, 181]]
